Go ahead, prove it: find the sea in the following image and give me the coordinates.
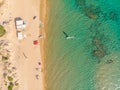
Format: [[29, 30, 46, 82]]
[[44, 0, 120, 90]]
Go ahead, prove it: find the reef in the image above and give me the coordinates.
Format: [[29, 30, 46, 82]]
[[0, 25, 6, 37], [83, 5, 101, 19], [92, 36, 106, 59], [105, 59, 113, 64], [76, 0, 86, 7]]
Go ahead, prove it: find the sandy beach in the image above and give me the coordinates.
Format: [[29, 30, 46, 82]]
[[0, 0, 45, 90]]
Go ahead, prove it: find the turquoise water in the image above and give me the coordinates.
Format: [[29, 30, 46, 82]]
[[44, 0, 120, 90]]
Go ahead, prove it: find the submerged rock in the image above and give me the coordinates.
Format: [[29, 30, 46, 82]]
[[105, 59, 113, 64], [93, 49, 106, 58], [92, 37, 106, 58], [83, 5, 101, 19], [93, 37, 103, 50]]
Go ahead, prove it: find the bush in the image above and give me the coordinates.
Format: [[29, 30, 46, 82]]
[[8, 82, 14, 90], [8, 76, 13, 81], [2, 56, 8, 61], [0, 25, 6, 37], [15, 83, 19, 86]]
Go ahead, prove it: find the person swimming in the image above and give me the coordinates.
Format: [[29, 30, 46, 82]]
[[62, 31, 75, 39]]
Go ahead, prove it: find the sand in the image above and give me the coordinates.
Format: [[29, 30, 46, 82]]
[[40, 0, 47, 89], [0, 0, 45, 90]]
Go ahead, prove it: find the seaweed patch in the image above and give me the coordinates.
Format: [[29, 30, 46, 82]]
[[83, 5, 101, 19]]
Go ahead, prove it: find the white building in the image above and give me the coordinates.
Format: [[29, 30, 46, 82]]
[[17, 31, 23, 40], [15, 17, 27, 40], [15, 17, 26, 30]]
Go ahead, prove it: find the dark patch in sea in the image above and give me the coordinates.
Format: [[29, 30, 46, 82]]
[[75, 0, 86, 7], [83, 5, 101, 19], [92, 36, 106, 59], [105, 59, 114, 64]]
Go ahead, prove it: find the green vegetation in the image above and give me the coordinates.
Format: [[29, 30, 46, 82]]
[[83, 5, 101, 19], [4, 81, 7, 86], [15, 83, 19, 86], [0, 25, 6, 37], [7, 76, 13, 82], [2, 56, 8, 61], [8, 82, 14, 90], [3, 72, 7, 78]]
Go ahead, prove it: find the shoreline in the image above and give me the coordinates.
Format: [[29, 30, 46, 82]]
[[40, 0, 47, 90]]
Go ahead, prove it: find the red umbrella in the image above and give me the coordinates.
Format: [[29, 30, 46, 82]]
[[33, 40, 38, 45]]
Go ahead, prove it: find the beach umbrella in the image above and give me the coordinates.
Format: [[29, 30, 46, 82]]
[[33, 40, 38, 45]]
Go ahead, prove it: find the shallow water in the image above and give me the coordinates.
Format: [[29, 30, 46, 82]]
[[44, 0, 120, 90]]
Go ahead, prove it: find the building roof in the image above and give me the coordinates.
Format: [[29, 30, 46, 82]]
[[16, 25, 23, 29], [17, 32, 23, 40], [16, 20, 23, 26], [15, 17, 26, 29]]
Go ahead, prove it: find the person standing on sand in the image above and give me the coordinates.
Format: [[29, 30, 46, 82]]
[[33, 16, 37, 20]]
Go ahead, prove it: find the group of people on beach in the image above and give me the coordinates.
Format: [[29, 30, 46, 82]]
[[35, 62, 42, 80]]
